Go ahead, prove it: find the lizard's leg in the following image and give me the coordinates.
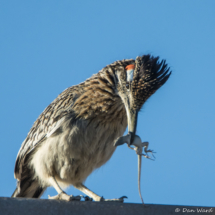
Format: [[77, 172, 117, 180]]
[[48, 176, 81, 201], [141, 142, 156, 159], [114, 133, 131, 146]]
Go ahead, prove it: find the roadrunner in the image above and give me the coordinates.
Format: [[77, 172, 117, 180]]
[[12, 54, 171, 202]]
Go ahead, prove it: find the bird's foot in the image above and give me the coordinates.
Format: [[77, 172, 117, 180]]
[[48, 192, 82, 201], [100, 196, 127, 202], [83, 196, 93, 201]]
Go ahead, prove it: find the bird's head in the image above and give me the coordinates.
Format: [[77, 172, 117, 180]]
[[73, 54, 171, 145], [113, 55, 171, 144]]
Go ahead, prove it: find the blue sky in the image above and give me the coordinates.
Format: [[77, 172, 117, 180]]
[[0, 0, 214, 207]]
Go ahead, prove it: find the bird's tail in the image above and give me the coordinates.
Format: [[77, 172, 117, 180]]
[[11, 187, 19, 197], [12, 179, 46, 198]]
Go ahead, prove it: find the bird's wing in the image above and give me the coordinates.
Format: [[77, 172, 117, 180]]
[[14, 85, 82, 179], [14, 58, 135, 180]]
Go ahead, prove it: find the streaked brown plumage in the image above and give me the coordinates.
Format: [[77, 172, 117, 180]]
[[12, 54, 171, 201]]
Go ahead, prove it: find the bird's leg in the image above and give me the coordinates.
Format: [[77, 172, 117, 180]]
[[74, 183, 100, 201], [74, 183, 127, 202], [48, 176, 81, 201]]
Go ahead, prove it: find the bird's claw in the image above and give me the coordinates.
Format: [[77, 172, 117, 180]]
[[83, 196, 93, 201], [100, 196, 127, 202], [118, 196, 128, 201]]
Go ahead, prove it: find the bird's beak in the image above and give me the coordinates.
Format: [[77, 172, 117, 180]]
[[127, 108, 138, 145]]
